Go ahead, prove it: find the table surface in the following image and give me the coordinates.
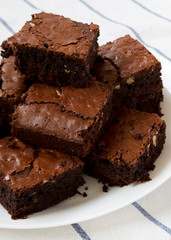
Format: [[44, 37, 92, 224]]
[[0, 0, 171, 239]]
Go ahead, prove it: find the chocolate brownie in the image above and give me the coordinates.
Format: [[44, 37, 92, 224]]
[[0, 56, 27, 116], [12, 80, 114, 157], [0, 56, 28, 136], [0, 137, 84, 219], [84, 109, 166, 186], [98, 35, 163, 114], [1, 12, 99, 87]]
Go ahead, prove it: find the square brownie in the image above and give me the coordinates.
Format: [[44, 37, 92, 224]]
[[98, 35, 163, 114], [11, 80, 114, 157], [84, 109, 166, 186], [1, 12, 99, 87], [0, 137, 84, 219]]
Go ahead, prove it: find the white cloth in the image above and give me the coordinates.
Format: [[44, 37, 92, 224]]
[[0, 0, 171, 239]]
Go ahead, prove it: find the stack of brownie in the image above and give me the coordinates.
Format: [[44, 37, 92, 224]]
[[0, 12, 166, 219]]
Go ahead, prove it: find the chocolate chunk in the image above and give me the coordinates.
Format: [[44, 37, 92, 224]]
[[102, 184, 109, 192]]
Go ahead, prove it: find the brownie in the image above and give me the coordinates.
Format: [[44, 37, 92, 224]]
[[1, 12, 99, 87], [0, 56, 27, 125], [98, 35, 163, 114], [84, 109, 166, 186], [11, 80, 114, 157], [0, 137, 84, 219]]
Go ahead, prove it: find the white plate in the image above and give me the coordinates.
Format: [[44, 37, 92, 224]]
[[0, 61, 171, 229]]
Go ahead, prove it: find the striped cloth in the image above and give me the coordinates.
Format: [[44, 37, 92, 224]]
[[0, 0, 171, 239]]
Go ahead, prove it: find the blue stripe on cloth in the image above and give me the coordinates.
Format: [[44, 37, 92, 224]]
[[23, 0, 42, 11], [131, 0, 171, 23], [79, 0, 171, 62], [132, 202, 171, 235], [0, 17, 15, 34], [72, 223, 91, 240]]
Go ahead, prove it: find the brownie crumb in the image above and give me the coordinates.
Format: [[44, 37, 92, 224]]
[[83, 192, 88, 197], [84, 186, 88, 191], [76, 190, 82, 195], [103, 184, 109, 192]]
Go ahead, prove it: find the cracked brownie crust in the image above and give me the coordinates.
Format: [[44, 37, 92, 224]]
[[0, 137, 84, 219], [84, 109, 166, 186], [12, 81, 114, 157], [1, 12, 99, 87]]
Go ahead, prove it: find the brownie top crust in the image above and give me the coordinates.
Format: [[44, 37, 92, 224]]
[[96, 109, 165, 166], [13, 104, 94, 144], [13, 81, 112, 144], [0, 137, 84, 190], [99, 35, 161, 79], [0, 56, 26, 100], [23, 81, 111, 119], [2, 12, 99, 61]]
